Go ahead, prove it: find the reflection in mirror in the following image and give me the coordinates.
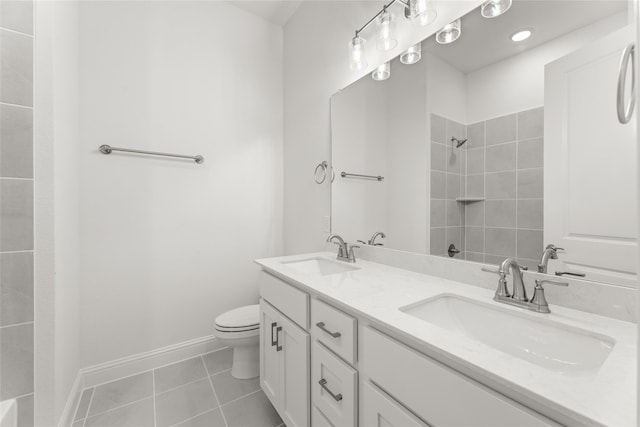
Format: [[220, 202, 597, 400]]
[[331, 0, 636, 287]]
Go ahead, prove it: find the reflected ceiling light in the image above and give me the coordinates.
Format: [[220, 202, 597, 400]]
[[511, 29, 533, 42], [408, 0, 437, 27], [372, 62, 391, 81], [349, 35, 368, 71], [481, 0, 512, 18], [376, 9, 398, 51], [436, 20, 461, 45], [400, 42, 422, 65]]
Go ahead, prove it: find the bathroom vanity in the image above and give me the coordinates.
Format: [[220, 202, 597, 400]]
[[256, 253, 636, 427]]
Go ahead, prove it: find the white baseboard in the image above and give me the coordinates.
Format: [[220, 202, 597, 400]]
[[59, 335, 224, 427]]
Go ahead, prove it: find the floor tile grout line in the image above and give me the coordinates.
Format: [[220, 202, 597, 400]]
[[167, 407, 218, 427], [219, 388, 263, 409], [84, 394, 154, 421], [154, 372, 221, 398], [202, 355, 229, 427]]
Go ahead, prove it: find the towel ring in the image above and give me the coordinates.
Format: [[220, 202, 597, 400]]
[[314, 161, 335, 184]]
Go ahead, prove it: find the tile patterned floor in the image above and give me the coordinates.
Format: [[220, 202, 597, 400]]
[[71, 348, 283, 427]]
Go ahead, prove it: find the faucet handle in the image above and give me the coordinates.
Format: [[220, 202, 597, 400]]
[[546, 244, 564, 251], [357, 240, 367, 245], [535, 279, 569, 287], [481, 267, 501, 275]]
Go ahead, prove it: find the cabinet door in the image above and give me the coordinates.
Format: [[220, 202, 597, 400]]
[[279, 314, 310, 427], [260, 299, 281, 409], [362, 382, 428, 427], [545, 26, 637, 285]]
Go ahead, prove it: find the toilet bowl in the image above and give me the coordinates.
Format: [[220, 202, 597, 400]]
[[214, 304, 260, 379]]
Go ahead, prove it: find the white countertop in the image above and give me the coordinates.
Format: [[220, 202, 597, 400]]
[[255, 252, 637, 427]]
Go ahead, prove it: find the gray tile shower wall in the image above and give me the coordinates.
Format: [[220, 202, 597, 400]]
[[0, 1, 35, 425], [430, 108, 544, 268]]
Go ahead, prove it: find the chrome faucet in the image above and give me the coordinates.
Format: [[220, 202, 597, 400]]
[[482, 258, 568, 313], [368, 231, 386, 246], [538, 244, 563, 273], [326, 234, 359, 263]]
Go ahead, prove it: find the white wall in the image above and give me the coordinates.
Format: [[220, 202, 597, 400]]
[[466, 12, 627, 123], [77, 1, 283, 367]]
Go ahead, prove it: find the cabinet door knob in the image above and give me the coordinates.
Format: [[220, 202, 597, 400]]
[[270, 322, 278, 347], [276, 326, 283, 352], [316, 322, 342, 338], [318, 379, 343, 402]]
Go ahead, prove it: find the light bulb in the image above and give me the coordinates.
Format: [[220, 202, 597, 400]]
[[511, 29, 532, 42], [409, 0, 437, 27], [372, 62, 391, 81], [400, 43, 422, 65], [481, 0, 512, 18], [376, 10, 397, 51], [436, 20, 461, 45], [349, 35, 368, 71]]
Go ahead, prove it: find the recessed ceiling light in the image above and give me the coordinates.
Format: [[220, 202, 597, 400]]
[[511, 29, 532, 42]]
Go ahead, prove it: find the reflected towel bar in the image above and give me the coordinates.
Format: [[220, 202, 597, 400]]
[[341, 171, 384, 181], [99, 145, 204, 164]]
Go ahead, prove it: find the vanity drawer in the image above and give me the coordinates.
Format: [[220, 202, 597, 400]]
[[312, 341, 357, 427], [259, 271, 309, 329], [362, 382, 428, 427], [311, 299, 357, 364], [361, 327, 556, 427]]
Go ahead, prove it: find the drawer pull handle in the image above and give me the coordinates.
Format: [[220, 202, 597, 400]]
[[270, 322, 278, 346], [276, 326, 283, 351], [316, 322, 342, 338], [318, 379, 343, 402]]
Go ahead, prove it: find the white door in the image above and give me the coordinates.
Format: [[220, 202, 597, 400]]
[[278, 315, 310, 427], [545, 26, 637, 285], [260, 299, 281, 408]]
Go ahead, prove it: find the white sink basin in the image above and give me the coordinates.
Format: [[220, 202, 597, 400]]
[[282, 258, 359, 276], [400, 294, 615, 374]]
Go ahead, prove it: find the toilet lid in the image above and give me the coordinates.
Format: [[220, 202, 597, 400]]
[[215, 304, 260, 329]]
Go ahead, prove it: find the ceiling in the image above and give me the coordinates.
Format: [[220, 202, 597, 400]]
[[226, 1, 303, 26], [423, 0, 627, 74]]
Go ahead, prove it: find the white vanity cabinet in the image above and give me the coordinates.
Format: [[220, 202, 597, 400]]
[[259, 272, 310, 427]]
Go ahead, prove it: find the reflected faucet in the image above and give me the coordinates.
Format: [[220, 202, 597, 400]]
[[368, 232, 386, 246], [538, 244, 563, 273]]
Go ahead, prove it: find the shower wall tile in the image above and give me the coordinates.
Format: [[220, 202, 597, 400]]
[[466, 174, 484, 198], [485, 113, 516, 146], [0, 0, 33, 35], [430, 227, 446, 255], [0, 252, 33, 326], [466, 148, 484, 175], [0, 322, 34, 399], [518, 168, 544, 198], [447, 147, 464, 174], [517, 199, 543, 229], [431, 114, 446, 144], [445, 119, 465, 146], [430, 171, 446, 199], [1, 103, 33, 177], [486, 171, 516, 199], [0, 179, 33, 251], [0, 28, 33, 106], [465, 201, 484, 227], [446, 226, 462, 255], [517, 137, 543, 170], [466, 251, 484, 263], [445, 173, 461, 199], [485, 227, 516, 258], [466, 122, 485, 149], [430, 142, 446, 172], [445, 200, 461, 227], [517, 229, 544, 260], [485, 142, 516, 172], [485, 200, 516, 228], [465, 226, 484, 253], [518, 107, 544, 140], [430, 199, 446, 228]]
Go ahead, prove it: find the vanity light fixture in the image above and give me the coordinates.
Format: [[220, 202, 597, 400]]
[[436, 19, 461, 45], [372, 62, 391, 81], [407, 0, 437, 27], [376, 8, 398, 51], [481, 0, 512, 18], [349, 35, 368, 71], [400, 42, 422, 65], [511, 29, 532, 42]]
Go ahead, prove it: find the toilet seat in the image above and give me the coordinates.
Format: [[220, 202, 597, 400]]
[[214, 304, 259, 334]]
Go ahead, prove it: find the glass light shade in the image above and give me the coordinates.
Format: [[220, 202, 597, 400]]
[[436, 20, 461, 45], [409, 0, 437, 27], [400, 43, 422, 65], [481, 0, 512, 18], [376, 10, 398, 51], [349, 36, 368, 71], [372, 62, 391, 81]]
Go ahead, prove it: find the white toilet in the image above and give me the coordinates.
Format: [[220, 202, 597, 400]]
[[214, 304, 260, 379]]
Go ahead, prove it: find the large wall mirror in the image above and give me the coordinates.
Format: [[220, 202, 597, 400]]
[[331, 0, 637, 287]]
